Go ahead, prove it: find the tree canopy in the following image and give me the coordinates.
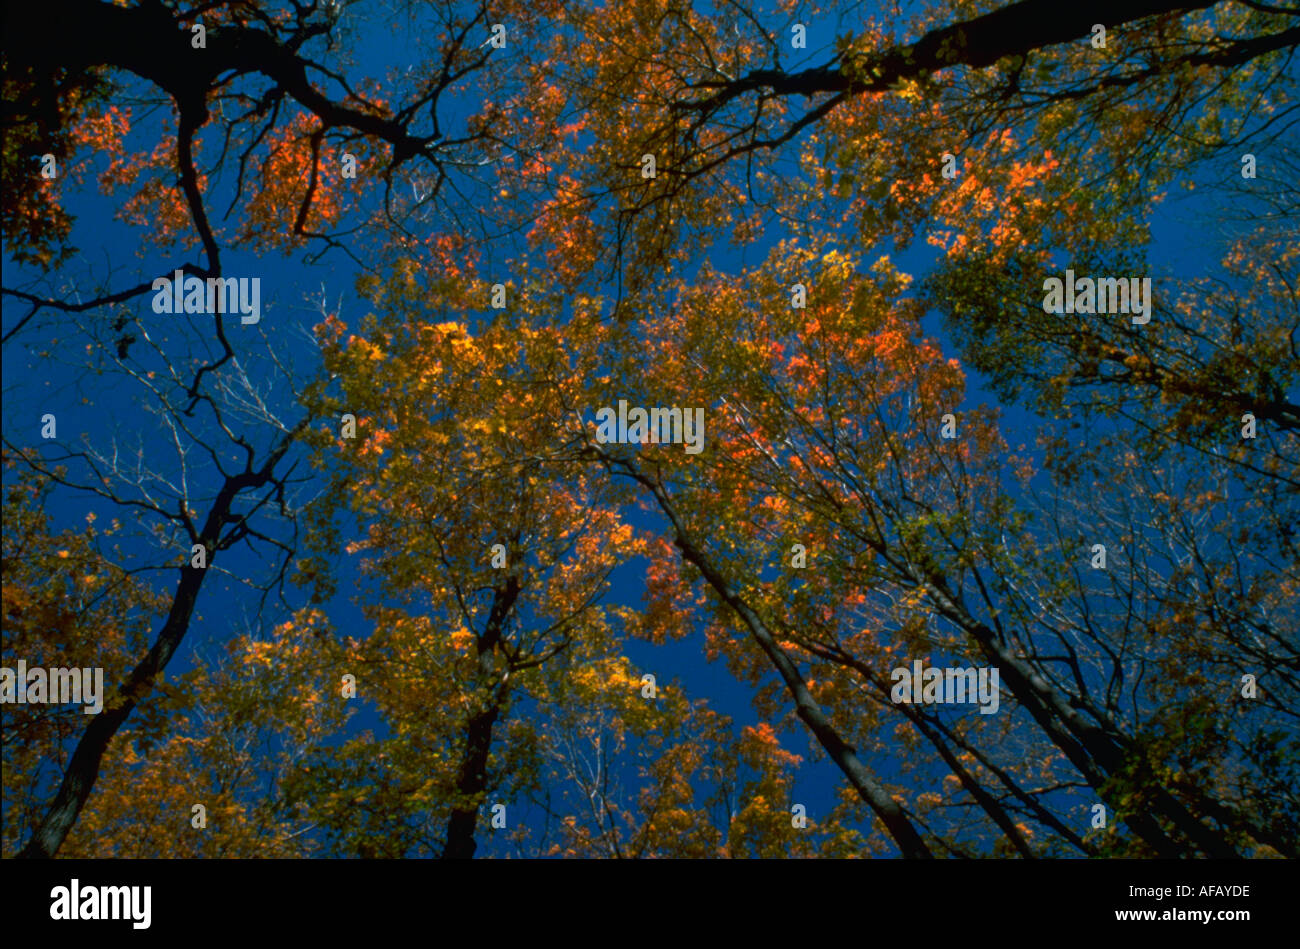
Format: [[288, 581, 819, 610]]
[[2, 0, 1297, 859]]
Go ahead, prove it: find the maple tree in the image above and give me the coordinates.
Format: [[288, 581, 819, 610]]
[[498, 0, 1298, 301], [580, 241, 1295, 856], [294, 265, 646, 857]]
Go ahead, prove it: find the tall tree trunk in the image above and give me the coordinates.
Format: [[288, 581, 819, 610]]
[[440, 575, 520, 860], [18, 441, 296, 858], [919, 567, 1239, 857], [604, 458, 935, 858]]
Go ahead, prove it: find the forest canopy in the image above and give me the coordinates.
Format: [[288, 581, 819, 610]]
[[2, 0, 1297, 859]]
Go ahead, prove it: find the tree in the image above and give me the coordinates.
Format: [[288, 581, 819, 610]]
[[2, 0, 540, 318], [565, 233, 1294, 855], [4, 311, 311, 858], [294, 263, 643, 857], [498, 0, 1298, 307]]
